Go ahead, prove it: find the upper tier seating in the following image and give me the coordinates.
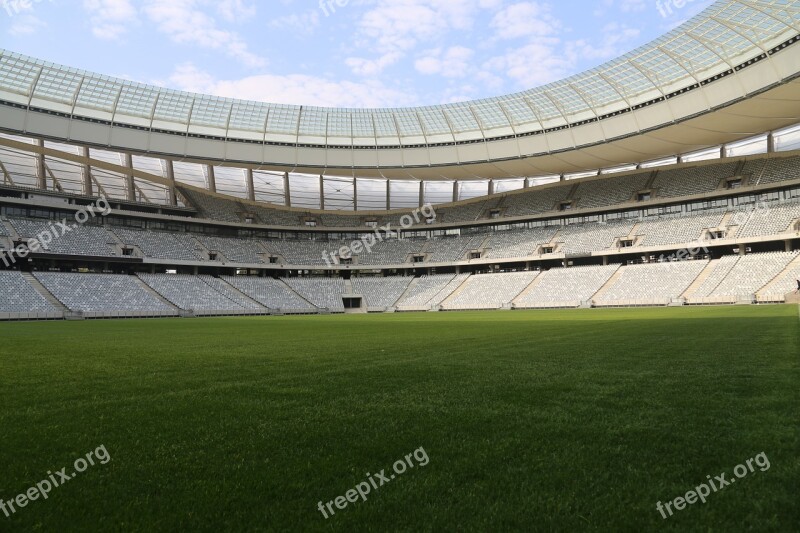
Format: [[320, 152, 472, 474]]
[[113, 228, 205, 261], [34, 272, 173, 314], [10, 218, 117, 256], [351, 277, 413, 309], [595, 261, 709, 304], [636, 212, 724, 247], [744, 155, 800, 186], [282, 277, 346, 311], [502, 185, 570, 217], [557, 220, 635, 254], [515, 265, 620, 308], [651, 163, 737, 198], [574, 173, 650, 209], [426, 234, 486, 263], [444, 271, 538, 310], [221, 276, 316, 311], [734, 202, 800, 238], [485, 228, 558, 259], [195, 235, 266, 264], [0, 271, 55, 312], [178, 187, 244, 223]]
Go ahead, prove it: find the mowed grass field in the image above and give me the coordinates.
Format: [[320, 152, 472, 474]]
[[0, 306, 798, 532]]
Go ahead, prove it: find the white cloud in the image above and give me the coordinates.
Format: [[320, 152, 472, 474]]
[[267, 10, 320, 35], [483, 39, 574, 88], [83, 0, 137, 40], [7, 14, 47, 36], [414, 46, 475, 78], [489, 2, 561, 40], [217, 0, 256, 22], [143, 0, 266, 68], [165, 63, 419, 108]]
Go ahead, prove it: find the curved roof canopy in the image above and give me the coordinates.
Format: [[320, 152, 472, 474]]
[[0, 0, 796, 141]]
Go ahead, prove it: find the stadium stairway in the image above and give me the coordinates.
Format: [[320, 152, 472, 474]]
[[21, 272, 69, 312], [757, 253, 800, 298], [589, 266, 626, 303], [439, 274, 474, 307], [511, 273, 545, 306], [681, 260, 721, 299], [394, 277, 420, 305], [278, 279, 320, 310], [132, 277, 182, 312], [202, 277, 267, 309]]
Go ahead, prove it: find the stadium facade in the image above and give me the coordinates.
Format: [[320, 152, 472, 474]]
[[0, 0, 799, 319]]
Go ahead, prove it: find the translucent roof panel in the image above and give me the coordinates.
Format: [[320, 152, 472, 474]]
[[0, 0, 794, 144]]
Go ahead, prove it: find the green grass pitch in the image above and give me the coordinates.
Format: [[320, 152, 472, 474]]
[[1, 306, 798, 531]]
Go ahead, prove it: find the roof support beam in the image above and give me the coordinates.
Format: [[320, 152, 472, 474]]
[[283, 172, 291, 207], [246, 168, 255, 201], [124, 153, 135, 202], [81, 146, 92, 197], [319, 175, 324, 210], [418, 181, 424, 208], [36, 139, 46, 190], [165, 159, 177, 206], [767, 132, 776, 153], [206, 164, 216, 193], [386, 180, 391, 210], [452, 181, 458, 203], [353, 178, 358, 210]]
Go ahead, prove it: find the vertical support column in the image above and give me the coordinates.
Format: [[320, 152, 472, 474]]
[[36, 138, 46, 190], [785, 239, 792, 252], [767, 133, 776, 154], [559, 174, 565, 182], [283, 172, 291, 207], [488, 179, 495, 196], [246, 168, 255, 201], [523, 178, 530, 189], [206, 164, 217, 193], [452, 180, 458, 203], [319, 174, 325, 210], [418, 181, 424, 208], [124, 153, 135, 202], [386, 179, 391, 210], [165, 159, 177, 206], [720, 145, 726, 159], [81, 146, 93, 197], [677, 154, 685, 164], [353, 177, 358, 211]]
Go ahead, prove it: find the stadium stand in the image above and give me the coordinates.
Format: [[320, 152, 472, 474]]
[[557, 220, 635, 254], [0, 271, 56, 313], [636, 213, 724, 247], [34, 272, 175, 315], [178, 187, 244, 223], [396, 273, 469, 310], [703, 252, 798, 299], [10, 218, 117, 256], [734, 201, 800, 238], [221, 276, 316, 312], [574, 173, 650, 209], [426, 234, 486, 263], [443, 271, 538, 310], [514, 265, 620, 308], [113, 228, 204, 261], [351, 277, 413, 309], [502, 185, 571, 218], [484, 228, 558, 259], [651, 163, 736, 198], [198, 276, 266, 310], [594, 261, 709, 305], [137, 273, 247, 313], [282, 277, 346, 311], [194, 235, 266, 264]]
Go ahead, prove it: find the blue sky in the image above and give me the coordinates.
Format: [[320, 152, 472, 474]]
[[0, 0, 715, 108]]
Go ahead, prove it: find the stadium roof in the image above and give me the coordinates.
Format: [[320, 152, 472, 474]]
[[0, 0, 799, 182]]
